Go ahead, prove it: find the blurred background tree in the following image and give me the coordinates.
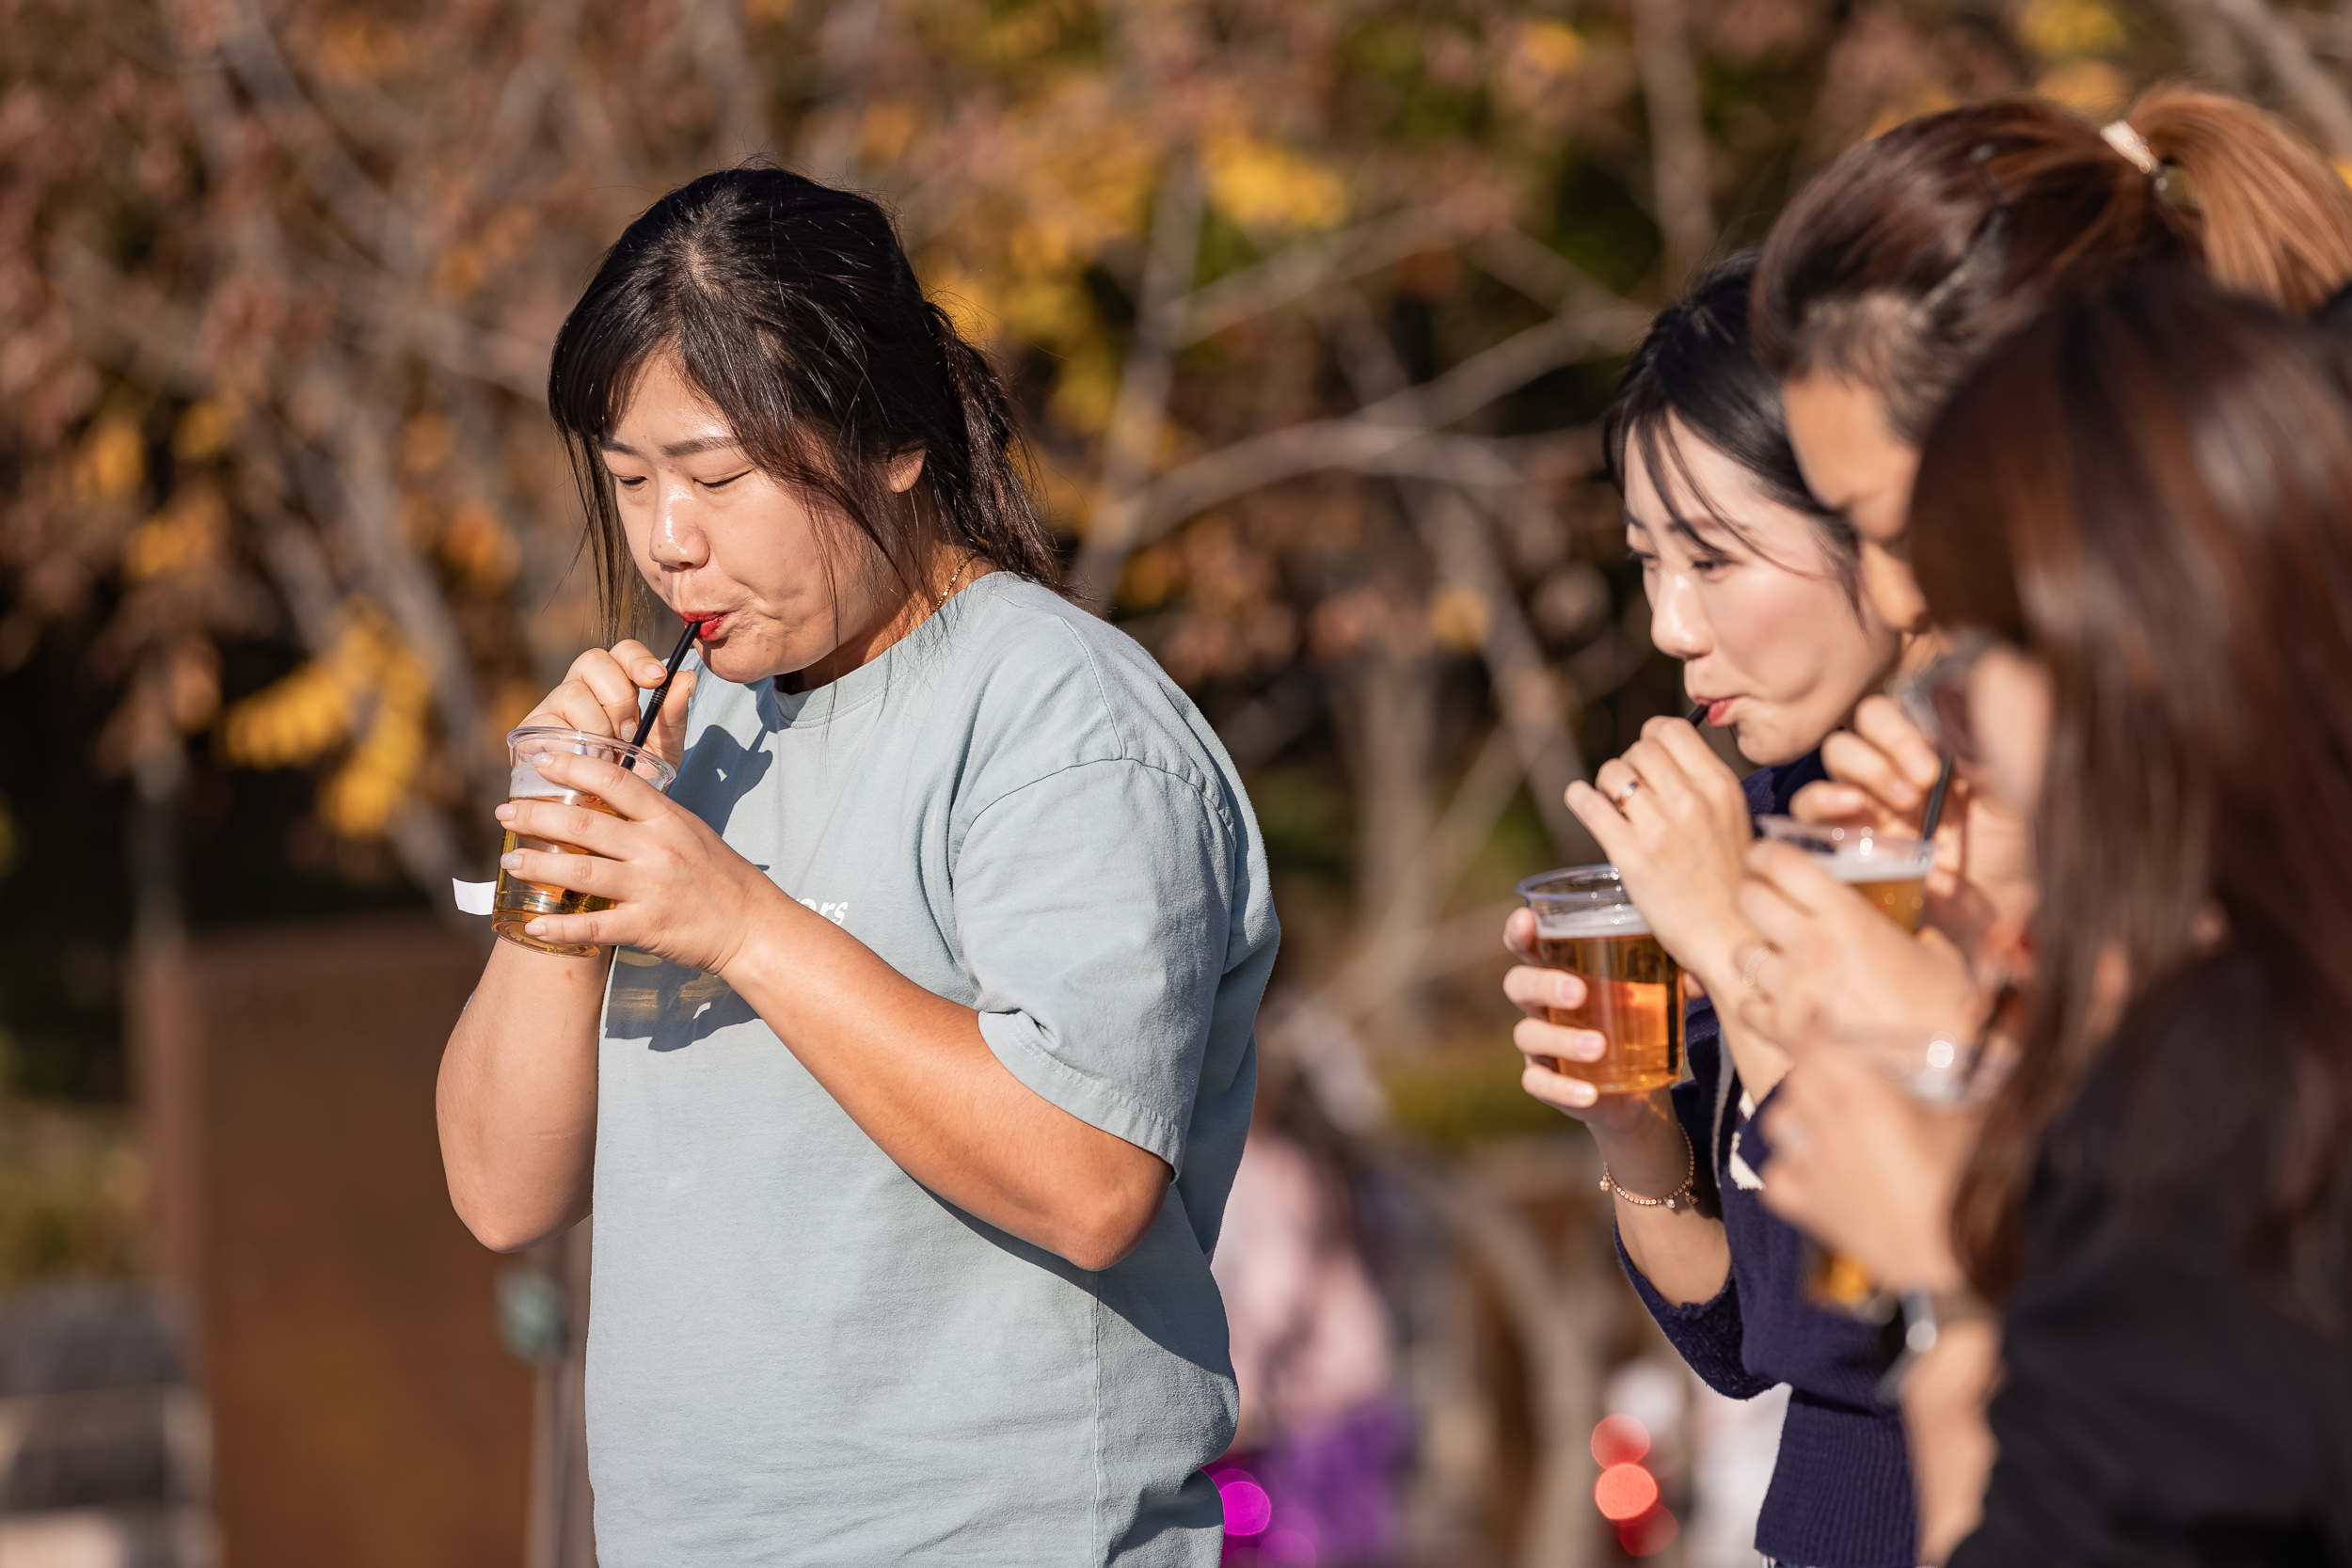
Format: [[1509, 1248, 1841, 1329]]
[[8, 0, 2345, 1107], [8, 1, 2352, 1561]]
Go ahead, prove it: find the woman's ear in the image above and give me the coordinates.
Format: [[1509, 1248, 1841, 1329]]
[[885, 448, 927, 493]]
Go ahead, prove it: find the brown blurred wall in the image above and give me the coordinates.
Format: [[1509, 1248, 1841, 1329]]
[[133, 914, 532, 1568]]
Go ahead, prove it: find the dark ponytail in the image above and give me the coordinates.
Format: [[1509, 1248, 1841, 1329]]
[[548, 167, 1061, 640]]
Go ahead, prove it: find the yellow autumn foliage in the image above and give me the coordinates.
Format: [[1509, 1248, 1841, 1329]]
[[120, 486, 225, 581], [2016, 0, 2127, 59], [172, 401, 233, 464], [2036, 59, 2130, 119], [1203, 134, 1348, 232], [319, 648, 432, 837], [219, 610, 422, 784], [73, 417, 146, 504], [1429, 583, 1494, 654], [1517, 20, 1585, 79]]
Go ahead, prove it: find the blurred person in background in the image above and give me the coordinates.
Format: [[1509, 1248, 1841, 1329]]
[[1211, 1062, 1406, 1566], [1759, 272, 2352, 1563], [1735, 87, 2352, 1060], [436, 168, 1279, 1566], [1501, 252, 1927, 1568]]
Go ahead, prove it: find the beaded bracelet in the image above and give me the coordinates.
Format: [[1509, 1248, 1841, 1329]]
[[1599, 1130, 1699, 1213]]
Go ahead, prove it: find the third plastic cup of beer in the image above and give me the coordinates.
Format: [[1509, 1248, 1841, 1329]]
[[1756, 816, 1934, 931], [1796, 1022, 2010, 1321], [1516, 865, 1684, 1096], [494, 726, 678, 958]]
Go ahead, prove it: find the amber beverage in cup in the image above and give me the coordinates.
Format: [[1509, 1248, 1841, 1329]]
[[1756, 818, 1941, 1315], [1793, 1023, 2001, 1320], [1517, 866, 1683, 1096], [494, 726, 678, 958], [1756, 816, 1935, 932]]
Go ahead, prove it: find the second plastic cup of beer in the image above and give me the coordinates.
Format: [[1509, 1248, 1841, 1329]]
[[1756, 816, 1934, 931], [494, 726, 679, 958], [1516, 865, 1684, 1096]]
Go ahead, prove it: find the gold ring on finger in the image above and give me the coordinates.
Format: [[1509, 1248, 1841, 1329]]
[[1609, 776, 1644, 808]]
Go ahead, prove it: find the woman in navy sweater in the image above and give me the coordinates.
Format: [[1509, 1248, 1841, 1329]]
[[1502, 254, 1963, 1567]]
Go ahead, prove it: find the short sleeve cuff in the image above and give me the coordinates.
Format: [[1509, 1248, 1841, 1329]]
[[979, 1009, 1188, 1171]]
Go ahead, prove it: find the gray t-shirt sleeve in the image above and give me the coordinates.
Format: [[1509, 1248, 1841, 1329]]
[[957, 756, 1235, 1175]]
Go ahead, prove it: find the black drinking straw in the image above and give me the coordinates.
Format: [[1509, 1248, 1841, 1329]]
[[1688, 702, 1708, 724], [1919, 752, 1956, 839], [627, 622, 699, 764]]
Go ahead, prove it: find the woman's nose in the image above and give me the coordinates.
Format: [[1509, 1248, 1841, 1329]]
[[650, 482, 708, 571], [1649, 572, 1711, 659]]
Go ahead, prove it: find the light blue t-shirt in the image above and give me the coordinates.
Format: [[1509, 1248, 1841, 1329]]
[[587, 574, 1279, 1565]]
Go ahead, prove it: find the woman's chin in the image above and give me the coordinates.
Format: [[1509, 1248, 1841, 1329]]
[[1729, 719, 1803, 769]]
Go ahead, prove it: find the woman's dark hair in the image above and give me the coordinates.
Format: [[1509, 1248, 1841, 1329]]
[[548, 168, 1061, 638], [1603, 250, 1858, 595], [1914, 271, 2352, 1307], [1756, 87, 2352, 444]]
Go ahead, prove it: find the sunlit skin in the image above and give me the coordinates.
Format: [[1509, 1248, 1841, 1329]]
[[599, 354, 940, 691], [1775, 370, 2040, 949], [1494, 420, 1897, 1307], [1782, 372, 1927, 633], [436, 354, 1171, 1272], [1624, 415, 1899, 766], [1754, 640, 2048, 1565]]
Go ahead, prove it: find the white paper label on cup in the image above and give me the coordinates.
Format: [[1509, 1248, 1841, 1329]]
[[453, 879, 495, 916]]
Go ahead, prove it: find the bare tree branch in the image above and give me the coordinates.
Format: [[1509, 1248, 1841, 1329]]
[[1399, 1154, 1612, 1568], [1070, 160, 1204, 603], [2193, 0, 2352, 154], [1631, 0, 1715, 289], [1119, 301, 1643, 553], [1174, 203, 1486, 346], [2158, 0, 2254, 86]]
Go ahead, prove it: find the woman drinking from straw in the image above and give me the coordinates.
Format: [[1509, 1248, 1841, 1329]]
[[437, 169, 1278, 1566]]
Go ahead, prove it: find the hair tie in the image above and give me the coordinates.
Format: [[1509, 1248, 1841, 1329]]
[[2102, 119, 2160, 178]]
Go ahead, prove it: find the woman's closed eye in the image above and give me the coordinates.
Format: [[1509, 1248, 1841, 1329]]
[[699, 469, 753, 490]]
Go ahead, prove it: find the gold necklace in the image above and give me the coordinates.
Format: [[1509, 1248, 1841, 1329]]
[[935, 552, 977, 607]]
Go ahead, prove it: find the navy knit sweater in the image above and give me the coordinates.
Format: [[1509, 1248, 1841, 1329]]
[[1613, 752, 1921, 1568]]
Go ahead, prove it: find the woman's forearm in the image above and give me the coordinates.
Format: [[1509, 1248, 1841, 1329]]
[[1592, 1098, 1731, 1304], [1902, 1318, 2000, 1562], [721, 890, 1172, 1271], [436, 940, 611, 1251]]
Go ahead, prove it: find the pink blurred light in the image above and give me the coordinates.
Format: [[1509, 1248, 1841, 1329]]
[[1217, 1474, 1273, 1536], [1594, 1462, 1660, 1522], [1590, 1413, 1651, 1467], [1262, 1526, 1317, 1564], [1618, 1503, 1680, 1557]]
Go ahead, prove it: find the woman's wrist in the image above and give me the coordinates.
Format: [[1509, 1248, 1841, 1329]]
[[1679, 909, 1765, 999], [1585, 1094, 1692, 1196]]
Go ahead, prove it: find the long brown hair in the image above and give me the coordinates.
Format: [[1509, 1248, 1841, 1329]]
[[1911, 271, 2352, 1304], [1755, 87, 2352, 441]]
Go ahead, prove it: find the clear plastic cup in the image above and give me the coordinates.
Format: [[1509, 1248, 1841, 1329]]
[[1799, 1022, 2010, 1320], [494, 727, 677, 958], [1516, 865, 1684, 1096], [1756, 816, 1934, 932]]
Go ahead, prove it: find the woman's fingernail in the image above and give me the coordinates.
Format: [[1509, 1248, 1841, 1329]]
[[641, 663, 666, 681], [495, 804, 515, 821], [524, 919, 548, 936], [501, 852, 522, 870]]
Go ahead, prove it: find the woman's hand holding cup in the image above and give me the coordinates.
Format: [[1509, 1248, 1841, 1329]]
[[1563, 716, 1760, 991], [1792, 694, 2036, 953]]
